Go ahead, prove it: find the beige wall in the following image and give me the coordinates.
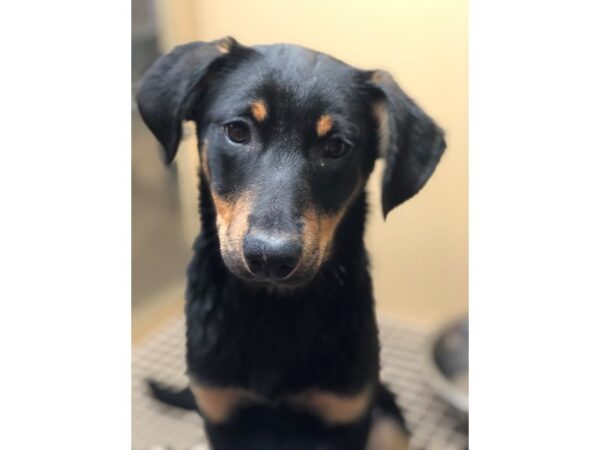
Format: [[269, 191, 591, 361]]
[[157, 0, 467, 326]]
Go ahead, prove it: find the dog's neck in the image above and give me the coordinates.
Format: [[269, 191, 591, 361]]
[[194, 175, 371, 298]]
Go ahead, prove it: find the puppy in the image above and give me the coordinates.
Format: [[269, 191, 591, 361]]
[[137, 36, 445, 450]]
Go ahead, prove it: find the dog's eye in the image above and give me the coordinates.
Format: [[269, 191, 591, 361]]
[[224, 122, 251, 144], [323, 138, 350, 159]]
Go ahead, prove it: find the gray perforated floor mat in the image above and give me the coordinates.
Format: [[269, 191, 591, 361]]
[[132, 314, 468, 450]]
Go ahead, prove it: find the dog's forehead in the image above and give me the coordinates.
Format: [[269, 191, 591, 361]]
[[254, 44, 356, 78], [214, 44, 362, 118]]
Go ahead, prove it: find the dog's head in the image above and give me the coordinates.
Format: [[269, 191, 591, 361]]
[[137, 37, 445, 287]]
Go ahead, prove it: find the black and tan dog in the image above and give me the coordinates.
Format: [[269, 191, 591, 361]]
[[137, 37, 445, 450]]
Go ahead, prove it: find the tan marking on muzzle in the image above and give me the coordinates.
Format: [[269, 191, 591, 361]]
[[211, 194, 234, 229], [250, 99, 268, 122], [302, 180, 363, 263], [316, 114, 334, 137], [303, 207, 346, 263], [190, 383, 266, 424], [286, 386, 373, 425], [211, 190, 254, 268]]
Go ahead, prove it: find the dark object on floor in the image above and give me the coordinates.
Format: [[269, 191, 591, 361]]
[[425, 316, 469, 418]]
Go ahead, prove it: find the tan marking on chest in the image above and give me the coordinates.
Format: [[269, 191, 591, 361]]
[[286, 386, 373, 424], [251, 99, 268, 122], [190, 383, 373, 426], [316, 114, 334, 137], [190, 384, 266, 424]]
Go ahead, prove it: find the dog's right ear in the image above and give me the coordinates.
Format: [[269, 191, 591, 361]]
[[136, 37, 245, 164], [366, 70, 446, 219]]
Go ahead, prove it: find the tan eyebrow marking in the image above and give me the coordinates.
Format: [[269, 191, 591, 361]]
[[316, 114, 334, 137], [250, 99, 268, 122]]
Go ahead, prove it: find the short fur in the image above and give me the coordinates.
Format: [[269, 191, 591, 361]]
[[137, 37, 445, 450]]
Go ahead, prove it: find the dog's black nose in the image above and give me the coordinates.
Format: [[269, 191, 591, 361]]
[[243, 231, 302, 281]]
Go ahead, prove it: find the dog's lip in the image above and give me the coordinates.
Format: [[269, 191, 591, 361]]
[[253, 280, 315, 296], [232, 265, 317, 290], [240, 272, 315, 289]]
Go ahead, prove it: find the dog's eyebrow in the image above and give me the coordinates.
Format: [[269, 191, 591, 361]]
[[317, 115, 360, 145], [316, 114, 334, 137], [250, 99, 268, 123]]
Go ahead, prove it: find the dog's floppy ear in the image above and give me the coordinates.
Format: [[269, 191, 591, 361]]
[[368, 70, 446, 218], [136, 37, 243, 164]]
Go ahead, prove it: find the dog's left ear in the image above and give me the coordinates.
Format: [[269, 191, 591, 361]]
[[367, 70, 446, 218], [136, 37, 249, 164]]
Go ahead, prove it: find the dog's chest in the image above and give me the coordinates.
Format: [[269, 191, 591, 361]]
[[186, 292, 377, 425], [185, 282, 379, 400]]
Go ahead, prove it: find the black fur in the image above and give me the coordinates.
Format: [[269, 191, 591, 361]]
[[366, 71, 446, 218], [137, 37, 445, 449]]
